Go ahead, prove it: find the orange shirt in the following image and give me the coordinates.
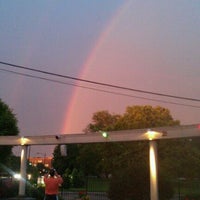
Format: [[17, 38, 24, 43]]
[[44, 176, 63, 195]]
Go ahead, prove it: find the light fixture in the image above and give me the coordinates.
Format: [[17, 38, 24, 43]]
[[99, 130, 109, 138], [13, 173, 21, 180], [20, 137, 29, 145], [146, 129, 163, 140]]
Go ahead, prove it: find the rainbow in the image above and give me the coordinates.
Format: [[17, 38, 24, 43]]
[[61, 0, 131, 134]]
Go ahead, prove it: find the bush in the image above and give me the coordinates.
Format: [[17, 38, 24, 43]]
[[71, 168, 85, 188], [0, 178, 18, 198], [26, 185, 45, 200], [108, 167, 174, 200], [62, 168, 71, 188], [108, 167, 149, 200], [158, 177, 174, 200], [183, 194, 200, 200]]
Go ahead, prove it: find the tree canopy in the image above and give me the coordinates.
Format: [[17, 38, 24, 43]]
[[53, 105, 200, 200], [0, 99, 19, 169]]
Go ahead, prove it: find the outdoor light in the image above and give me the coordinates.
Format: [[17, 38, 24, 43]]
[[146, 129, 162, 140], [101, 131, 109, 138], [14, 173, 21, 180], [27, 174, 32, 180], [20, 137, 29, 145]]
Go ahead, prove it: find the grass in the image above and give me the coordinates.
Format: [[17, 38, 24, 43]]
[[173, 180, 200, 199], [65, 177, 109, 192], [87, 177, 109, 192]]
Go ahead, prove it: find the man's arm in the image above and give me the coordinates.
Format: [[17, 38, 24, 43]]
[[44, 173, 49, 182], [55, 171, 63, 184]]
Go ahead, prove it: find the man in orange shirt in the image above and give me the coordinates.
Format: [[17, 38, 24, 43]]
[[44, 168, 63, 200]]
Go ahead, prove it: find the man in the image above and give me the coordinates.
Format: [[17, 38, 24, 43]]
[[44, 168, 63, 200]]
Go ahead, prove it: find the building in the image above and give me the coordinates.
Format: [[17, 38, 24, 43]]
[[29, 156, 52, 168]]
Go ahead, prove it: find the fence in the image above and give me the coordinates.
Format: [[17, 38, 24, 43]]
[[60, 191, 109, 200], [59, 178, 200, 200], [171, 179, 200, 200], [60, 176, 110, 200]]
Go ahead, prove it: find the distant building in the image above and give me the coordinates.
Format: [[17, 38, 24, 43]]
[[29, 156, 52, 168]]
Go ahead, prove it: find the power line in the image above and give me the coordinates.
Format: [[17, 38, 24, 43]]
[[0, 60, 200, 102], [1, 68, 200, 109]]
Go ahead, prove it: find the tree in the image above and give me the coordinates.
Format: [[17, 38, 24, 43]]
[[77, 143, 101, 176], [86, 105, 180, 200], [85, 110, 120, 132], [116, 105, 179, 129], [52, 105, 200, 199], [52, 144, 80, 175], [0, 99, 19, 171], [158, 138, 200, 179]]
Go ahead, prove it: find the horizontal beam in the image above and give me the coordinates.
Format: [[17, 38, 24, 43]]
[[0, 124, 199, 146]]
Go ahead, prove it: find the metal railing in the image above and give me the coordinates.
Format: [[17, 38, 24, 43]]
[[60, 191, 109, 200]]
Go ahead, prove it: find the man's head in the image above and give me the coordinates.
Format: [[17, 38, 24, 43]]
[[49, 168, 56, 177]]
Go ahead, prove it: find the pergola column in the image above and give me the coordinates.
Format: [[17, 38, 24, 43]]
[[19, 145, 28, 196], [149, 140, 159, 200]]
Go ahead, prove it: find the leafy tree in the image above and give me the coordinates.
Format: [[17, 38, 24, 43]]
[[85, 110, 120, 132], [6, 155, 20, 172], [52, 105, 200, 199], [52, 144, 80, 175], [83, 110, 128, 176], [27, 162, 40, 184], [86, 105, 180, 200], [77, 143, 101, 176], [109, 161, 149, 200], [158, 138, 200, 179], [71, 168, 85, 187], [62, 168, 71, 188], [116, 105, 179, 129], [52, 145, 68, 175], [0, 99, 19, 172]]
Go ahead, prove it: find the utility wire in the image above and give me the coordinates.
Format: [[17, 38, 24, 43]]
[[1, 68, 200, 109], [0, 60, 200, 102]]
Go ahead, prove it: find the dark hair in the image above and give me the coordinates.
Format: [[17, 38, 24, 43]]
[[49, 168, 55, 177]]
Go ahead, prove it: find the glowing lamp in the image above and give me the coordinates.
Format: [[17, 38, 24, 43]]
[[101, 131, 108, 138], [146, 130, 162, 140], [13, 173, 21, 180], [20, 137, 29, 145]]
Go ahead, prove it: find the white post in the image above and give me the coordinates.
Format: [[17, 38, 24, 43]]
[[149, 140, 158, 200], [19, 145, 27, 196]]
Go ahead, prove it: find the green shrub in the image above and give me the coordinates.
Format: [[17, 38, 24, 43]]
[[26, 185, 45, 200], [183, 193, 200, 200], [71, 168, 85, 188], [0, 179, 18, 198]]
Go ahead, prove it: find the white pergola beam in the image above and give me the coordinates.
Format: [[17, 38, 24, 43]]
[[0, 124, 199, 199], [0, 124, 199, 146]]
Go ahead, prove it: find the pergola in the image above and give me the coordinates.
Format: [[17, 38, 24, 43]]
[[0, 124, 199, 200]]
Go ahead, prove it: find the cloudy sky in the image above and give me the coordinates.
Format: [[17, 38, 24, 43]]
[[0, 0, 200, 156]]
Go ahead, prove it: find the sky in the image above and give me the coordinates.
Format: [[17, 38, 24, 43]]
[[0, 0, 200, 156]]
